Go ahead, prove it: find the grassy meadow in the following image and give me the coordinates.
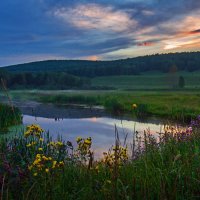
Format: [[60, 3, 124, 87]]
[[92, 71, 200, 90]]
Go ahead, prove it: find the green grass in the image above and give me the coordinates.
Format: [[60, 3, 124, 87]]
[[92, 71, 200, 90], [0, 103, 22, 133], [26, 90, 200, 122]]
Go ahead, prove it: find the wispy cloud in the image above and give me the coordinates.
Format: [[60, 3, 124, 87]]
[[53, 4, 137, 32]]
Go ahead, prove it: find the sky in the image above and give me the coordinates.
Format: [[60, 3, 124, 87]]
[[1, 0, 200, 66]]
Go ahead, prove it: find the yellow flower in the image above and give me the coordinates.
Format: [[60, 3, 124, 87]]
[[38, 148, 43, 151], [48, 157, 52, 161], [26, 143, 32, 147], [56, 141, 64, 147], [76, 137, 82, 143], [42, 156, 48, 161], [84, 139, 91, 145], [36, 154, 41, 159], [52, 161, 57, 169], [45, 168, 49, 173], [28, 165, 33, 171], [39, 138, 44, 142], [33, 173, 38, 176], [106, 180, 111, 184], [132, 104, 137, 109]]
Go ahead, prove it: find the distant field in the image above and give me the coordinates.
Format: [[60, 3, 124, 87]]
[[91, 72, 200, 90]]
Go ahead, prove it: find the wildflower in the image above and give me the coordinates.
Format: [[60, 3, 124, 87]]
[[38, 148, 43, 151], [28, 165, 33, 171], [52, 161, 57, 169], [42, 156, 48, 161], [48, 157, 52, 161], [56, 141, 64, 146], [132, 104, 137, 109], [76, 137, 82, 143], [33, 173, 38, 177], [84, 139, 91, 145], [24, 124, 44, 138], [58, 161, 64, 167], [39, 138, 44, 142], [45, 168, 49, 173], [106, 180, 111, 184], [26, 143, 32, 147]]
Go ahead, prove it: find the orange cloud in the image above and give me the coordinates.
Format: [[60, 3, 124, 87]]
[[162, 15, 200, 50]]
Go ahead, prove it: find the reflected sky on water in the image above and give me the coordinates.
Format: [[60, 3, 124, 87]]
[[23, 115, 163, 157]]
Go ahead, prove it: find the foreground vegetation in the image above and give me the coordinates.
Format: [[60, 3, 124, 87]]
[[1, 116, 200, 199], [0, 103, 22, 132]]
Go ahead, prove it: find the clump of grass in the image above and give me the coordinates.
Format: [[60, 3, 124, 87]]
[[134, 103, 150, 118], [104, 97, 124, 115], [40, 94, 100, 107], [0, 103, 22, 133]]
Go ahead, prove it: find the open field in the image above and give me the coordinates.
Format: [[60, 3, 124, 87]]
[[91, 72, 200, 90]]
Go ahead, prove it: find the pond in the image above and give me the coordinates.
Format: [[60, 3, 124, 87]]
[[6, 101, 166, 157]]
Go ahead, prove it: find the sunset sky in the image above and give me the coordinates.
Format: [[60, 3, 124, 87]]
[[1, 0, 200, 66]]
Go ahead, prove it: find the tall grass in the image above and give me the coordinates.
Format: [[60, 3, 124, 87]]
[[0, 103, 22, 133], [0, 117, 200, 199], [38, 91, 199, 122]]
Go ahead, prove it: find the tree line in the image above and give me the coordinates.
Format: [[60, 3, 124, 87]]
[[0, 71, 90, 89], [3, 52, 200, 77]]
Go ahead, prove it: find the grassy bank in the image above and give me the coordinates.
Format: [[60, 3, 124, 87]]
[[0, 103, 22, 132], [0, 117, 200, 199], [30, 90, 200, 122]]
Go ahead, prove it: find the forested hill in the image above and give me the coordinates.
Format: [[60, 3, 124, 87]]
[[3, 52, 200, 77]]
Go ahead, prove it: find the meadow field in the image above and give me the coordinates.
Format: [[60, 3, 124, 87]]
[[91, 71, 200, 90]]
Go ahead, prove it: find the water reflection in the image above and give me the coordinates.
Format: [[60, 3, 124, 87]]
[[23, 115, 163, 157]]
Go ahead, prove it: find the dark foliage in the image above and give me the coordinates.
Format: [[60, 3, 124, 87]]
[[0, 72, 91, 89], [2, 52, 200, 77]]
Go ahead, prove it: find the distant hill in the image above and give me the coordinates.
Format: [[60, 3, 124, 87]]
[[2, 52, 200, 77]]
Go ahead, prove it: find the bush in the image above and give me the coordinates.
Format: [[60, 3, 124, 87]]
[[134, 104, 149, 118]]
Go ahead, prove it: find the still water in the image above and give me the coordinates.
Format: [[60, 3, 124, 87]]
[[22, 113, 163, 157]]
